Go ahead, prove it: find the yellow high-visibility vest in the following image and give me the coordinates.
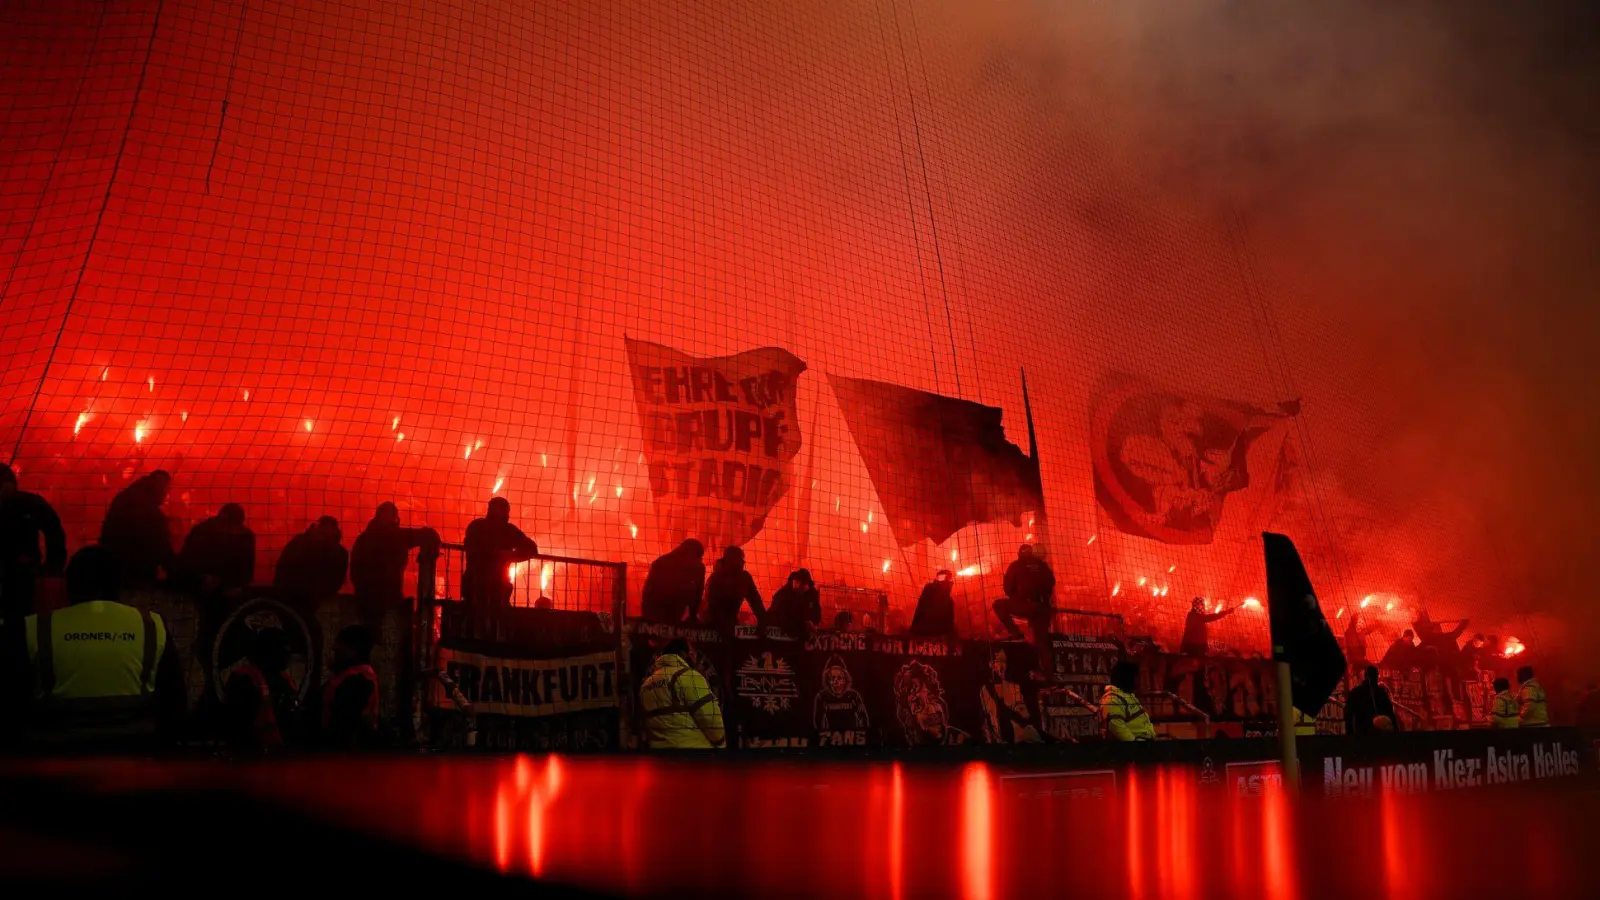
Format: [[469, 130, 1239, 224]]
[[25, 601, 167, 739], [1294, 708, 1318, 736], [1100, 685, 1155, 741], [640, 654, 725, 749], [1519, 680, 1549, 727], [1490, 691, 1519, 729]]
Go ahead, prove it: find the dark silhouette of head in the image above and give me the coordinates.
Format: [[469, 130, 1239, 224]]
[[487, 496, 511, 523], [249, 627, 291, 673], [334, 624, 374, 668], [1191, 596, 1206, 613], [312, 515, 341, 543], [0, 462, 16, 501], [1363, 665, 1380, 687], [1517, 665, 1535, 683], [833, 610, 852, 630], [145, 469, 173, 504], [218, 502, 246, 530], [374, 501, 400, 527], [934, 569, 953, 583], [65, 545, 120, 605], [790, 568, 813, 590], [1401, 629, 1415, 643], [1017, 544, 1034, 560], [1493, 677, 1511, 693], [720, 545, 745, 569], [677, 539, 704, 561], [662, 637, 692, 661], [1110, 660, 1139, 693]]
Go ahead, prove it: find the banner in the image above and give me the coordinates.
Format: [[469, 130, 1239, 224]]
[[1090, 373, 1295, 544], [638, 630, 1041, 749], [1264, 532, 1347, 716], [432, 647, 619, 717], [1043, 635, 1121, 741], [626, 337, 807, 550], [828, 374, 1042, 547]]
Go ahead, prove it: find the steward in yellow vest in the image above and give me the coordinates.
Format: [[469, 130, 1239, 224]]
[[1100, 661, 1156, 741], [1489, 677, 1519, 729], [639, 638, 725, 749], [23, 545, 184, 749], [1517, 666, 1548, 727], [1293, 707, 1318, 736]]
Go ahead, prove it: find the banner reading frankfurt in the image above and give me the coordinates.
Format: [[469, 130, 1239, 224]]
[[828, 374, 1043, 547], [626, 338, 807, 550], [1091, 373, 1297, 544]]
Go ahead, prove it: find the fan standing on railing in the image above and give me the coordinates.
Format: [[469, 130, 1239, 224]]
[[461, 497, 539, 607]]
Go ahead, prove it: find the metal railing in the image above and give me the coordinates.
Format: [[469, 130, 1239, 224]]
[[1140, 690, 1213, 739], [436, 542, 625, 617]]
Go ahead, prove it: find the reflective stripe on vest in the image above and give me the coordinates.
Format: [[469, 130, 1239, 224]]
[[233, 662, 291, 747], [641, 665, 713, 719], [28, 602, 162, 731], [322, 664, 380, 731]]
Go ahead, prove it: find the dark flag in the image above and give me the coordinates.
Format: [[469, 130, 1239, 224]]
[[1264, 532, 1347, 716], [625, 337, 806, 551], [1090, 373, 1297, 545], [828, 374, 1043, 547]]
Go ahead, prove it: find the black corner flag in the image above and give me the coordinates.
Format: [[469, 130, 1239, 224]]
[[1264, 532, 1347, 716]]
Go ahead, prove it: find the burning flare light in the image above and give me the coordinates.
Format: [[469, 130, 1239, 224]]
[[1242, 597, 1262, 610]]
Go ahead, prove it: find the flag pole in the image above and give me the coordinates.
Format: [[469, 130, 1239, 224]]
[[1020, 368, 1049, 558], [1275, 659, 1301, 794]]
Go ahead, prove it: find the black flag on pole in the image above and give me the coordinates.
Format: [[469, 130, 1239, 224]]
[[1263, 532, 1347, 716]]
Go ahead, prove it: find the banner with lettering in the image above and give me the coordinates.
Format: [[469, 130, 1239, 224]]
[[1044, 636, 1121, 741], [625, 337, 806, 551], [432, 647, 620, 716]]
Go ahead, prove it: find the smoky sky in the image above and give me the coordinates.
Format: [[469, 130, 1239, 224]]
[[1, 0, 1596, 657], [919, 0, 1599, 649]]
